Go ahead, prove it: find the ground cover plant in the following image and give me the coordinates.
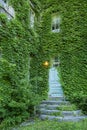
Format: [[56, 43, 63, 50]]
[[0, 0, 87, 129], [19, 119, 87, 130]]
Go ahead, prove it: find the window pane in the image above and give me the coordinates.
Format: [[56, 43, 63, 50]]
[[30, 9, 35, 28], [56, 23, 59, 29], [51, 15, 60, 32], [52, 24, 55, 30], [55, 57, 58, 62]]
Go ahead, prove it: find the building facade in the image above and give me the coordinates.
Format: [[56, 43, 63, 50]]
[[0, 0, 15, 20], [0, 1, 87, 122]]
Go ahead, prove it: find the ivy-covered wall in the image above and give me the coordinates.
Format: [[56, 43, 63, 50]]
[[40, 0, 87, 111], [0, 0, 87, 128], [0, 0, 49, 128]]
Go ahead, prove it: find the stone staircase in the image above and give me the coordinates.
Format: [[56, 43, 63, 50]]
[[37, 66, 87, 121], [38, 97, 87, 122]]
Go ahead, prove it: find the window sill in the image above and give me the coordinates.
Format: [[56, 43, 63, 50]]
[[52, 29, 60, 33]]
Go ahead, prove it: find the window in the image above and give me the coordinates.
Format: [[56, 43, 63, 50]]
[[0, 0, 6, 3], [53, 57, 60, 67], [30, 9, 35, 28], [0, 0, 7, 5], [7, 6, 15, 19], [52, 15, 60, 33], [3, 0, 7, 2], [0, 0, 15, 19]]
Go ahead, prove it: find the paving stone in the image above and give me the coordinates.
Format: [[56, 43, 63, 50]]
[[20, 121, 35, 127], [41, 100, 69, 105], [38, 98, 87, 122]]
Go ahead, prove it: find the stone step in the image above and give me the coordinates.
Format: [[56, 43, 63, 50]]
[[49, 91, 63, 94], [39, 104, 77, 111], [39, 104, 59, 110], [48, 96, 64, 101], [39, 103, 72, 110], [40, 114, 87, 122], [50, 82, 61, 85], [49, 86, 62, 88], [62, 110, 81, 116], [41, 100, 69, 105], [49, 90, 63, 95], [40, 114, 63, 121], [40, 109, 60, 115], [49, 94, 64, 97], [49, 87, 63, 90], [40, 109, 81, 116], [62, 116, 87, 122]]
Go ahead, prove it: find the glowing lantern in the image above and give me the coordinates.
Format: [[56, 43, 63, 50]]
[[43, 61, 49, 67]]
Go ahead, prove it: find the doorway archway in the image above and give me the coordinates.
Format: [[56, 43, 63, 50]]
[[48, 58, 64, 99]]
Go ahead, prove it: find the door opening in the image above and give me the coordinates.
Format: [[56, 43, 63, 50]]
[[48, 58, 63, 98]]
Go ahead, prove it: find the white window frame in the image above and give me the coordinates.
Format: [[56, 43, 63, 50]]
[[30, 8, 35, 28], [52, 16, 60, 33], [0, 0, 15, 19], [53, 57, 60, 67]]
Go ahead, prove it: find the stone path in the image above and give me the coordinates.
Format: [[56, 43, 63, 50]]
[[12, 96, 87, 130], [38, 97, 87, 122], [12, 120, 35, 130]]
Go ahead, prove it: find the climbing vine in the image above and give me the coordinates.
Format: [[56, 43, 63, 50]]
[[0, 0, 87, 128], [0, 0, 47, 128], [39, 0, 87, 113]]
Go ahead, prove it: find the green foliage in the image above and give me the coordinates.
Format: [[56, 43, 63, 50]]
[[57, 104, 77, 111], [19, 119, 87, 130], [0, 0, 46, 128], [39, 0, 87, 113], [71, 92, 87, 114], [0, 0, 87, 128]]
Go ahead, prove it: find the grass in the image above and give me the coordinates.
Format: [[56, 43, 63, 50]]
[[18, 119, 87, 130], [57, 104, 77, 111], [51, 111, 63, 117]]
